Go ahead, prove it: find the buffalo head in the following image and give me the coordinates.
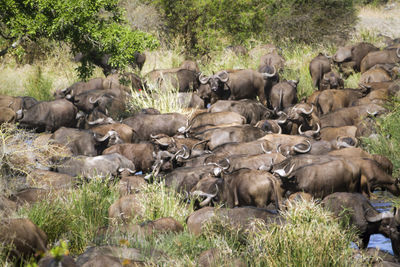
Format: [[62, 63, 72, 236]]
[[199, 71, 229, 93]]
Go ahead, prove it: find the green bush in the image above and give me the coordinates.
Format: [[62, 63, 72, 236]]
[[25, 67, 53, 101], [362, 97, 400, 177], [264, 0, 357, 44], [152, 0, 267, 55]]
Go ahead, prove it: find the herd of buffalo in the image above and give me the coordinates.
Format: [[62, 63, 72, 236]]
[[1, 36, 400, 265]]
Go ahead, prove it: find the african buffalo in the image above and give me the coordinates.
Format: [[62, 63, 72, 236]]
[[333, 42, 379, 72], [0, 218, 47, 260], [312, 89, 364, 115], [360, 48, 400, 73], [192, 169, 284, 209], [360, 67, 392, 84], [16, 99, 78, 132], [258, 50, 285, 72], [54, 77, 104, 99], [102, 143, 156, 172], [208, 99, 273, 125], [89, 123, 138, 143], [319, 126, 357, 142], [319, 71, 344, 90], [328, 147, 393, 174], [188, 111, 246, 130], [309, 53, 331, 90], [274, 159, 363, 198], [269, 80, 298, 111], [193, 125, 267, 150], [319, 104, 387, 128], [199, 69, 276, 106], [51, 127, 121, 156], [122, 113, 188, 141], [322, 192, 400, 253], [187, 206, 284, 236], [56, 153, 135, 179], [0, 107, 16, 124], [0, 95, 38, 112]]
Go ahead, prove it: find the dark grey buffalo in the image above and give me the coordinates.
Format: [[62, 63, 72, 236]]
[[322, 192, 400, 255], [16, 99, 78, 132], [199, 69, 276, 105]]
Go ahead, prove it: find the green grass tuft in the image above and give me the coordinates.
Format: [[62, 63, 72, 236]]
[[18, 177, 119, 255]]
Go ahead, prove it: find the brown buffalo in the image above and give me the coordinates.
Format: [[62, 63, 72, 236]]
[[51, 127, 121, 156], [188, 111, 246, 130], [103, 143, 156, 172], [122, 113, 188, 141], [187, 206, 284, 236], [274, 159, 363, 198], [199, 69, 276, 106], [208, 99, 273, 125], [319, 71, 344, 90], [312, 89, 364, 115], [309, 53, 331, 90], [0, 218, 47, 260], [16, 99, 78, 132], [269, 80, 298, 111], [323, 192, 400, 252], [89, 123, 138, 143], [320, 126, 357, 142], [360, 67, 392, 84], [360, 48, 400, 73], [192, 169, 284, 209], [194, 125, 267, 150], [319, 104, 387, 128], [0, 107, 16, 123]]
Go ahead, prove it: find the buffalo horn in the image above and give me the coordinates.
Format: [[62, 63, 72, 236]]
[[88, 118, 105, 125], [150, 134, 167, 139], [16, 109, 23, 120], [192, 185, 219, 207], [217, 71, 229, 82], [324, 53, 332, 59], [221, 158, 230, 170], [199, 73, 210, 84], [276, 111, 287, 124], [277, 124, 282, 134], [261, 143, 272, 154], [299, 105, 314, 115], [298, 124, 305, 135], [367, 108, 378, 117], [263, 66, 277, 78], [312, 123, 320, 135], [366, 211, 393, 223], [192, 139, 208, 150], [95, 132, 111, 142], [397, 47, 400, 58], [293, 140, 312, 153], [274, 163, 296, 178], [176, 145, 190, 160], [118, 168, 136, 174], [89, 96, 101, 104]]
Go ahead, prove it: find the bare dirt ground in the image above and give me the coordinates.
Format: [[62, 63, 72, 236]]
[[357, 1, 400, 38]]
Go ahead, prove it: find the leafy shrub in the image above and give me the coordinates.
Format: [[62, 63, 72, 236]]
[[264, 0, 357, 44], [152, 0, 267, 55], [362, 97, 400, 176], [25, 67, 53, 101], [0, 0, 158, 79]]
